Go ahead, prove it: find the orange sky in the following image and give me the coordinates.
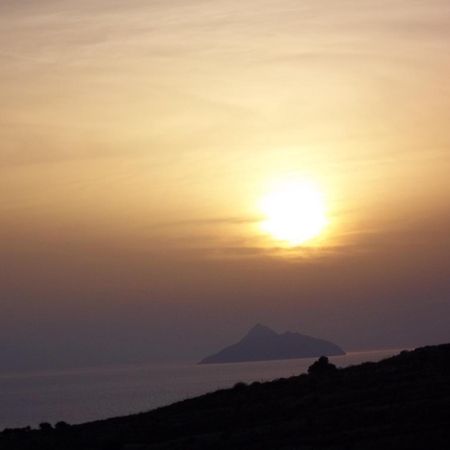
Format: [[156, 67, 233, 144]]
[[0, 0, 449, 370]]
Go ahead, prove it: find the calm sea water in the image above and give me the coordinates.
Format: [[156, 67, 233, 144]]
[[0, 349, 399, 430]]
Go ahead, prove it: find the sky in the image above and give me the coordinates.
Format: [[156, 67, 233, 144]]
[[1, 0, 449, 371]]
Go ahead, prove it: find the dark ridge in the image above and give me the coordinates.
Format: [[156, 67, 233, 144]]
[[199, 324, 345, 364], [1, 344, 450, 449]]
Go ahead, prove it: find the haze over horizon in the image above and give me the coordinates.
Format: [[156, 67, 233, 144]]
[[1, 0, 449, 372]]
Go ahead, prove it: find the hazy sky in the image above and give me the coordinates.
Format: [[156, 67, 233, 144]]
[[1, 0, 449, 371]]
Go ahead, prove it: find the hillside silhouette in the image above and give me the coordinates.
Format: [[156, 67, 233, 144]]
[[1, 344, 449, 449], [200, 324, 345, 364]]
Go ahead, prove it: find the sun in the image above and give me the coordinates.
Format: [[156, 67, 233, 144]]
[[259, 180, 328, 247]]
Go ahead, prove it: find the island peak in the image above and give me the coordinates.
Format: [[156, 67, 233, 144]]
[[199, 325, 345, 364], [245, 323, 277, 339]]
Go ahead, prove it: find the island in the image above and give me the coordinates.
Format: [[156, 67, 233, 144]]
[[199, 324, 345, 364]]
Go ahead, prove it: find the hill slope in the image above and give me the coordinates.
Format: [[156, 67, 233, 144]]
[[200, 324, 345, 364], [1, 344, 450, 449]]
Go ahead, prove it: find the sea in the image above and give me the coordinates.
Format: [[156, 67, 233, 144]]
[[0, 349, 399, 430]]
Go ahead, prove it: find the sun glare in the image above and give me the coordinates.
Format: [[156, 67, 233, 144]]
[[259, 180, 328, 247]]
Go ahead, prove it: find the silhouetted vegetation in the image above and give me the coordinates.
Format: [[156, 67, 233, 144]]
[[1, 344, 450, 449], [307, 355, 337, 376], [54, 421, 70, 431], [38, 423, 53, 432]]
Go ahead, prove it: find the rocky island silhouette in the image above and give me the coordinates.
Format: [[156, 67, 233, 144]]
[[200, 324, 345, 364]]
